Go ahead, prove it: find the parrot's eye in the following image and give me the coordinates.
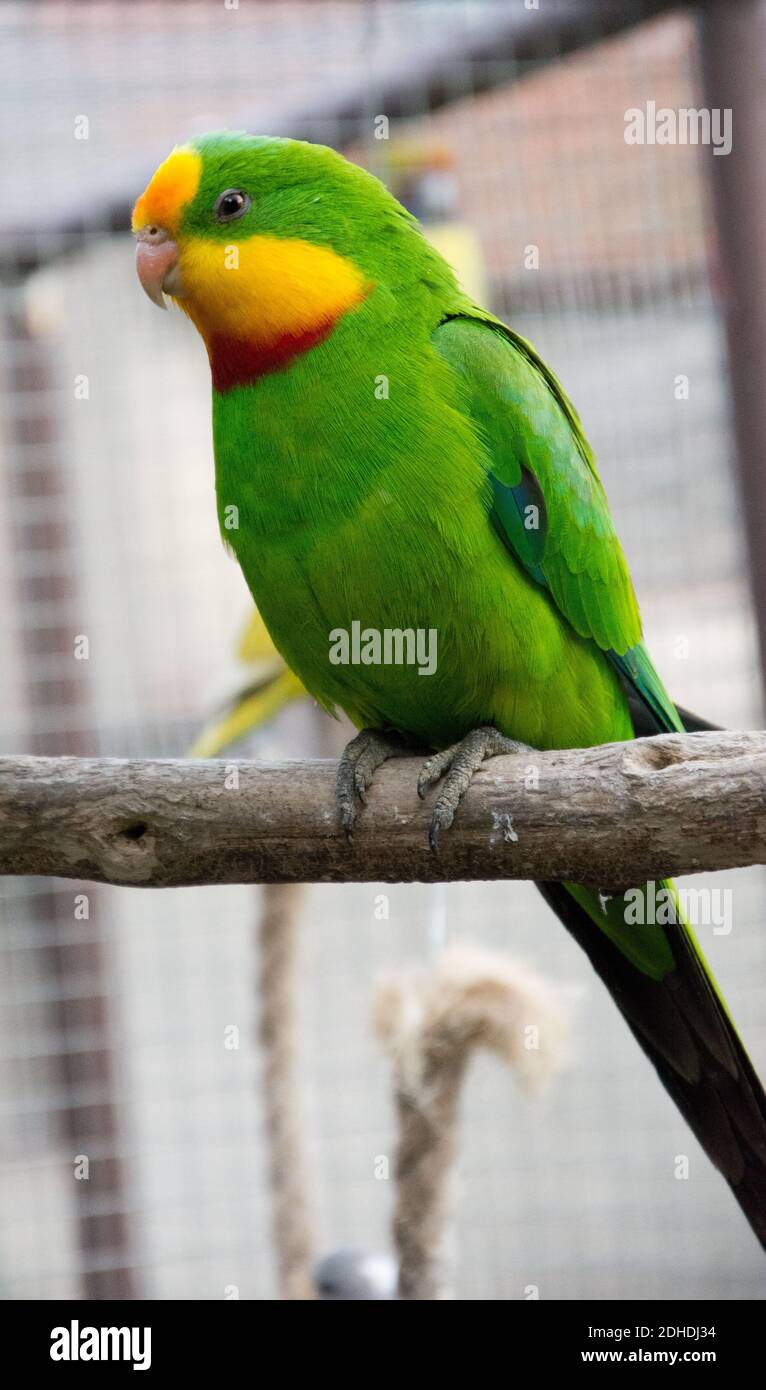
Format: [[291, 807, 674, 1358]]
[[213, 189, 251, 223]]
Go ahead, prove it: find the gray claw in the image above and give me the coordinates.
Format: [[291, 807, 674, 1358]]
[[354, 770, 368, 804], [338, 793, 356, 842], [417, 750, 450, 800], [335, 728, 412, 838], [418, 726, 527, 852]]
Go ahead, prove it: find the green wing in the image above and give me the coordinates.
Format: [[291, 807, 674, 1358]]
[[433, 313, 683, 734], [430, 319, 766, 1241]]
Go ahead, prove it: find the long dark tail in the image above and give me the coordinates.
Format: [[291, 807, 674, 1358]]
[[538, 879, 766, 1248], [630, 696, 721, 737]]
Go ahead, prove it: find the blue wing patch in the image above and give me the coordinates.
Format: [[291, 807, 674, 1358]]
[[489, 466, 547, 586]]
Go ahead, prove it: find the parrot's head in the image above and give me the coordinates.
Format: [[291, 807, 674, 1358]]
[[132, 131, 435, 390]]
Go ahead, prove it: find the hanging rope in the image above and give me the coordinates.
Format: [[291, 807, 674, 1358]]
[[374, 943, 570, 1299], [257, 882, 317, 1300]]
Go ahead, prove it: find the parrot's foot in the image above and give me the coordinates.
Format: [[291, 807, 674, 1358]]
[[417, 726, 526, 852], [336, 728, 415, 840]]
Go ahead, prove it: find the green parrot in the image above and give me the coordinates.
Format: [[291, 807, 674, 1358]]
[[133, 131, 766, 1246]]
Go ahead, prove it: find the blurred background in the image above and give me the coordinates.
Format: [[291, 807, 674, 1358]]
[[1, 0, 766, 1300]]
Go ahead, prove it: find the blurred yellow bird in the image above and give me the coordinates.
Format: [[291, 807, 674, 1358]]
[[189, 609, 306, 758]]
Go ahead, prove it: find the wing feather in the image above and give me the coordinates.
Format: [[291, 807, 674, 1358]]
[[433, 313, 683, 733]]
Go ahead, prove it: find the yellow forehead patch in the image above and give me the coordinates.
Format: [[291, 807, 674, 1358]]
[[132, 146, 201, 234]]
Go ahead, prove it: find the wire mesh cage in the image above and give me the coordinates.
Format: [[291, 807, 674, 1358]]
[[1, 0, 765, 1301]]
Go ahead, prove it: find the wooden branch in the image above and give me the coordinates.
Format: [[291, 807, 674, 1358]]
[[0, 732, 764, 890]]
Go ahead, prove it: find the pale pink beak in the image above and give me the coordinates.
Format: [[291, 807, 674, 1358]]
[[135, 226, 181, 309]]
